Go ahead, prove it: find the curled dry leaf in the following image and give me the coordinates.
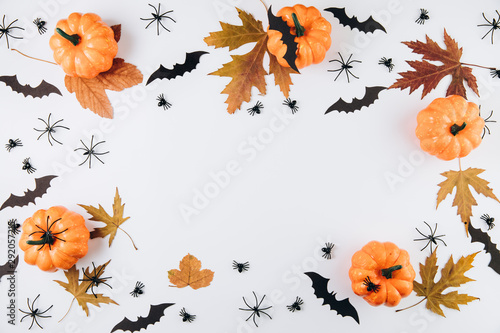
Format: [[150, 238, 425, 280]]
[[168, 254, 214, 290]]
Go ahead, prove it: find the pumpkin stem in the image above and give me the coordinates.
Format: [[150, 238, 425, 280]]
[[292, 13, 305, 37], [450, 122, 467, 136], [56, 28, 81, 46], [381, 265, 403, 279]]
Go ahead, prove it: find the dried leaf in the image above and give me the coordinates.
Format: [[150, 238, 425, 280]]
[[437, 168, 500, 235], [111, 24, 121, 43], [268, 51, 297, 98], [98, 58, 143, 92], [168, 254, 214, 290]]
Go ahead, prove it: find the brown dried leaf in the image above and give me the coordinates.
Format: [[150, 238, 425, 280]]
[[268, 51, 298, 98], [98, 58, 143, 91], [111, 24, 121, 43], [168, 254, 214, 290]]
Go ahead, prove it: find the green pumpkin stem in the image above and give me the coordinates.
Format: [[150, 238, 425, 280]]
[[291, 13, 305, 37], [450, 122, 467, 136], [56, 28, 81, 46], [381, 265, 403, 279]]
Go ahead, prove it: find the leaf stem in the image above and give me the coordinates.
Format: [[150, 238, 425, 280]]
[[395, 297, 426, 312], [59, 297, 75, 322], [460, 62, 495, 70], [11, 49, 57, 65], [118, 226, 138, 250], [258, 0, 267, 11], [458, 158, 462, 171]]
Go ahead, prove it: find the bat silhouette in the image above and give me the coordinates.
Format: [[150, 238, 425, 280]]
[[0, 256, 18, 281], [305, 272, 360, 324], [267, 6, 299, 73], [111, 303, 174, 333], [325, 86, 386, 114], [324, 7, 386, 34], [0, 75, 62, 98], [146, 51, 208, 85], [0, 175, 57, 211], [468, 223, 500, 275]]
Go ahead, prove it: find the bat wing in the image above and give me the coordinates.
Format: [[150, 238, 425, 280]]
[[267, 6, 299, 73], [305, 272, 360, 324], [0, 175, 58, 211], [0, 75, 62, 98], [0, 256, 19, 281], [468, 223, 500, 275], [146, 51, 209, 85], [110, 303, 174, 333], [324, 7, 386, 33], [325, 86, 386, 114]]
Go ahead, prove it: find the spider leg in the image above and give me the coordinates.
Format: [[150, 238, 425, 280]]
[[254, 292, 263, 308], [157, 20, 171, 33], [346, 69, 359, 80], [481, 13, 493, 26], [419, 240, 431, 252], [481, 27, 494, 40], [252, 313, 259, 327], [259, 309, 272, 319], [241, 296, 252, 310], [435, 236, 447, 246]]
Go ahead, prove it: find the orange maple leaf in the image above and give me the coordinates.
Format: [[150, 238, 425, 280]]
[[168, 254, 214, 289]]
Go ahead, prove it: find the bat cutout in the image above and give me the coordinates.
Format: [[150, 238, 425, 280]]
[[468, 223, 500, 275], [267, 6, 300, 73], [324, 8, 386, 34], [0, 256, 18, 281], [325, 86, 386, 114], [0, 75, 62, 98], [146, 51, 208, 85], [0, 175, 57, 211], [305, 272, 359, 324], [111, 303, 174, 333]]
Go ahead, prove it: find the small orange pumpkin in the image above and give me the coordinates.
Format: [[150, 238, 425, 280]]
[[267, 5, 331, 69], [415, 95, 485, 161], [49, 13, 118, 79], [349, 241, 415, 307], [19, 206, 90, 272]]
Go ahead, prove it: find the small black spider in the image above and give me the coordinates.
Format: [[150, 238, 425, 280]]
[[239, 291, 272, 327], [415, 9, 429, 25], [480, 109, 496, 138], [321, 242, 334, 260], [140, 3, 176, 35], [22, 157, 36, 174], [478, 10, 500, 44], [5, 138, 22, 152], [363, 276, 380, 293], [19, 294, 53, 330], [0, 15, 24, 49], [283, 98, 299, 113], [79, 262, 112, 298], [233, 260, 250, 273], [130, 281, 145, 297], [75, 135, 109, 168], [286, 297, 303, 312], [157, 93, 172, 110], [379, 57, 394, 72], [247, 101, 263, 116], [33, 18, 47, 35], [481, 214, 495, 230], [8, 218, 21, 235], [414, 221, 447, 253], [34, 113, 70, 146], [490, 68, 500, 78], [328, 53, 361, 83], [179, 307, 196, 323], [28, 215, 67, 251]]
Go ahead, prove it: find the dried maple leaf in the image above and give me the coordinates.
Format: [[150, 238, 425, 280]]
[[268, 51, 298, 98], [110, 24, 121, 43], [79, 188, 138, 250], [437, 168, 499, 235], [168, 254, 214, 289], [389, 29, 479, 99]]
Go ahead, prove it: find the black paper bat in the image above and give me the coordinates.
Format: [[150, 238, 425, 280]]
[[0, 175, 57, 211], [324, 7, 386, 34], [267, 6, 299, 73], [146, 51, 208, 85], [305, 272, 359, 324], [110, 303, 174, 333], [325, 86, 386, 114], [0, 75, 62, 98], [468, 223, 500, 275], [0, 256, 18, 281]]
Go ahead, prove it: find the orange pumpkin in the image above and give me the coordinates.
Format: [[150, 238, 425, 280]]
[[49, 13, 118, 79], [267, 5, 331, 69], [349, 241, 415, 307], [415, 95, 485, 161], [19, 206, 90, 272]]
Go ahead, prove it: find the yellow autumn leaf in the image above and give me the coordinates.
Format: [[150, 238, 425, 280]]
[[268, 51, 298, 99], [168, 254, 214, 290]]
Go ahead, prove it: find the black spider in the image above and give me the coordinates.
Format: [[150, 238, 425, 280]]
[[79, 262, 112, 298], [0, 15, 24, 49], [157, 93, 172, 110], [286, 297, 303, 312], [247, 101, 263, 116], [283, 98, 299, 113], [233, 260, 250, 273], [491, 68, 500, 78], [75, 135, 109, 168], [22, 158, 36, 174], [414, 221, 447, 253], [34, 113, 70, 146], [140, 3, 176, 35], [130, 281, 145, 297], [19, 294, 52, 330], [379, 57, 394, 72], [5, 138, 22, 152], [33, 18, 47, 35], [321, 242, 334, 260], [478, 10, 500, 44], [239, 291, 272, 327], [179, 307, 196, 323], [480, 109, 496, 138], [363, 276, 380, 293], [328, 53, 361, 83], [8, 218, 21, 235], [415, 9, 429, 25], [28, 215, 67, 251], [481, 214, 495, 230]]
